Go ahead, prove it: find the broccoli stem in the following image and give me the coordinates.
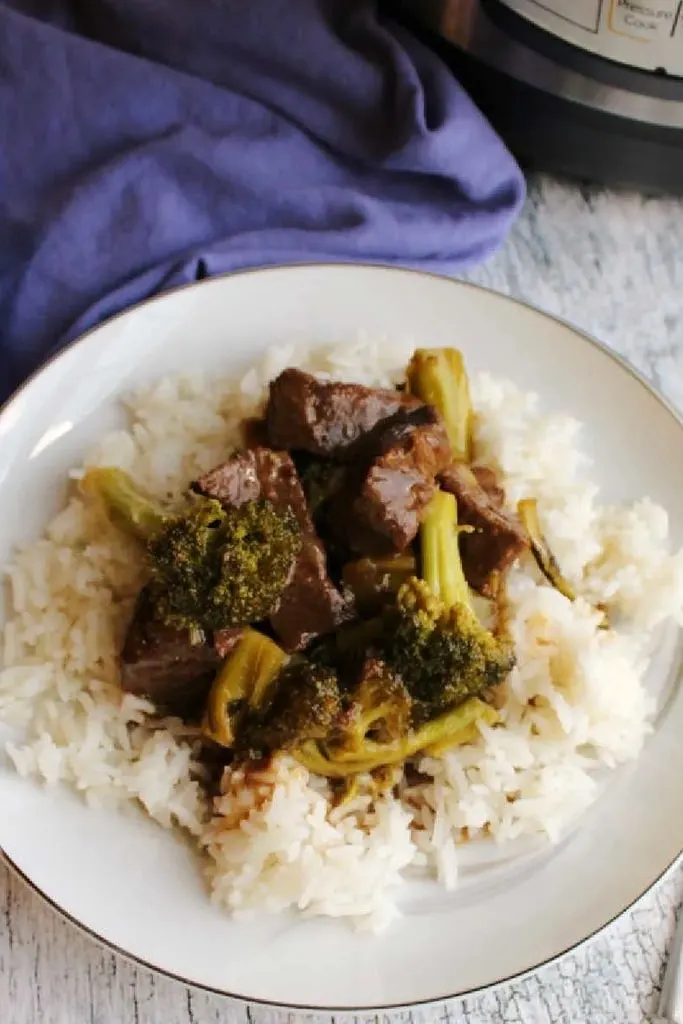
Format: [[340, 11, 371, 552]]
[[293, 740, 387, 778], [517, 497, 577, 604], [407, 348, 473, 462], [412, 697, 498, 756], [293, 697, 497, 777], [204, 629, 288, 748], [517, 498, 609, 629], [336, 696, 495, 764], [341, 554, 415, 613], [80, 467, 166, 541], [420, 490, 471, 611], [408, 347, 475, 612]]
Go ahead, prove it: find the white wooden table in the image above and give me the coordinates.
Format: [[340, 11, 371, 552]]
[[3, 174, 683, 1023], [2, 860, 681, 1023]]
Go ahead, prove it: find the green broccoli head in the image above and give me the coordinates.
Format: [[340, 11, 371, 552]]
[[308, 578, 513, 728], [334, 658, 412, 755], [292, 658, 413, 773], [239, 659, 342, 756], [203, 628, 288, 748], [147, 497, 302, 633], [293, 695, 499, 778], [385, 577, 514, 721]]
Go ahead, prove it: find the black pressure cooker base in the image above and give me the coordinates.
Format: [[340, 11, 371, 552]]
[[389, 1, 683, 196]]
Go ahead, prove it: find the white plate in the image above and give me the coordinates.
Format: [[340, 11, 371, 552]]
[[0, 265, 682, 1011]]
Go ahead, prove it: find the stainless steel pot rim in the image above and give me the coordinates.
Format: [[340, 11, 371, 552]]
[[403, 0, 683, 130]]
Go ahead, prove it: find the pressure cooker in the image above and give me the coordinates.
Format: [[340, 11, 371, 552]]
[[393, 0, 683, 192]]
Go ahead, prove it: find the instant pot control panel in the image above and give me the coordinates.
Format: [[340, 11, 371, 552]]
[[392, 0, 683, 193], [501, 0, 683, 75]]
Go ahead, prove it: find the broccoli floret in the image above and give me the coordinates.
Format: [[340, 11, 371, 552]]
[[203, 628, 288, 748], [312, 538, 513, 727], [83, 467, 303, 634], [293, 696, 498, 778], [324, 497, 513, 723], [239, 660, 342, 756], [148, 496, 302, 633], [208, 596, 504, 774], [386, 577, 513, 722], [334, 659, 412, 755], [401, 346, 514, 719]]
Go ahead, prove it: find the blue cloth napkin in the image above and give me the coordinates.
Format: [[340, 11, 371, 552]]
[[0, 0, 525, 402]]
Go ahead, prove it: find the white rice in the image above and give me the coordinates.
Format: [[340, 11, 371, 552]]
[[2, 335, 682, 931]]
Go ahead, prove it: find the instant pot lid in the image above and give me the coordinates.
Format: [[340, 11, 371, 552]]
[[391, 0, 683, 194]]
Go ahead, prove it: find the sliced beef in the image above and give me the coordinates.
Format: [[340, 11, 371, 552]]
[[265, 368, 422, 460], [269, 540, 349, 651], [471, 465, 505, 507], [195, 448, 309, 525], [333, 406, 452, 556], [195, 447, 349, 651], [121, 587, 224, 717], [439, 462, 528, 596]]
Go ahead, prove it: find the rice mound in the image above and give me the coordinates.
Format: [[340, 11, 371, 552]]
[[2, 335, 682, 932]]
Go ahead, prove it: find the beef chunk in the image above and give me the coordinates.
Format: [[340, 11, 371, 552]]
[[334, 406, 452, 556], [269, 542, 349, 652], [471, 465, 505, 507], [195, 447, 348, 651], [195, 448, 309, 526], [439, 462, 528, 596], [265, 368, 422, 460], [121, 587, 223, 717]]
